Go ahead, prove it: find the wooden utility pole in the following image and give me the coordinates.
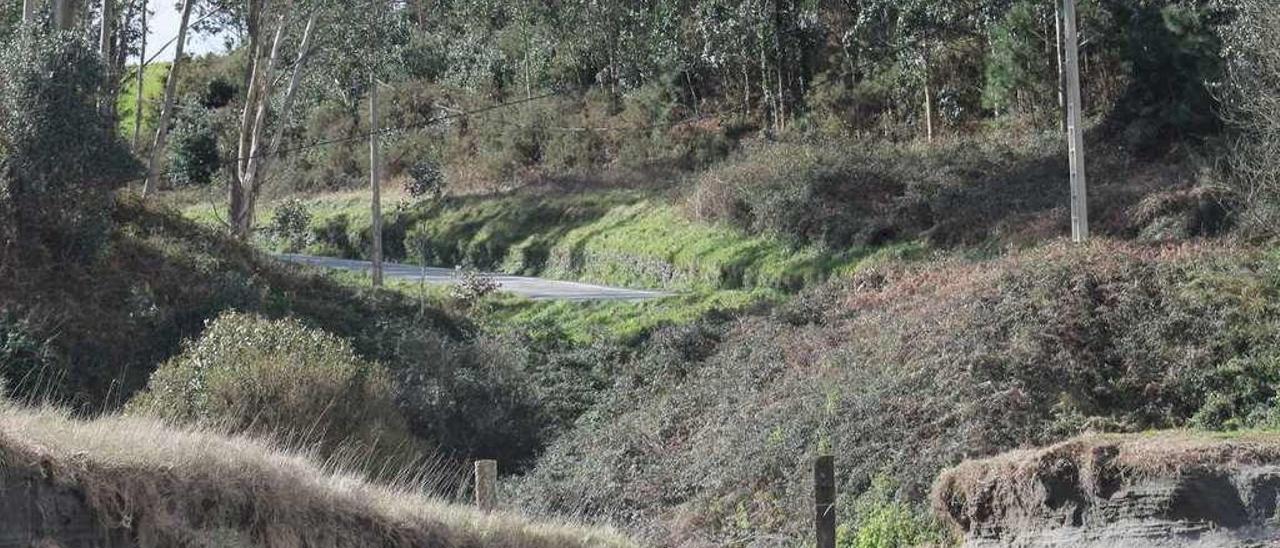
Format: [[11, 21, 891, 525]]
[[1062, 0, 1089, 242], [474, 460, 497, 511], [369, 77, 384, 287], [814, 456, 836, 548]]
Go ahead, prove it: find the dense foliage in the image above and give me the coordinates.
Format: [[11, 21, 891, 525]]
[[513, 242, 1280, 545], [0, 29, 138, 257], [129, 312, 421, 471]]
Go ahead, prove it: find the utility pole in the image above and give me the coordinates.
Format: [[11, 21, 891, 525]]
[[369, 77, 384, 287], [1062, 0, 1089, 242]]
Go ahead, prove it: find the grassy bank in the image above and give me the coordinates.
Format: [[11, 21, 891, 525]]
[[0, 401, 633, 547], [185, 186, 916, 294], [116, 62, 169, 142]]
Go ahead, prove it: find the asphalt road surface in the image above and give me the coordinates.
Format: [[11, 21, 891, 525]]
[[278, 254, 671, 302]]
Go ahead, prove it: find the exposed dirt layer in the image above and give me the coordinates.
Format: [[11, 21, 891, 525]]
[[933, 433, 1280, 547]]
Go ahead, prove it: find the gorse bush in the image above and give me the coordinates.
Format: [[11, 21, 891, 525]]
[[129, 312, 422, 472]]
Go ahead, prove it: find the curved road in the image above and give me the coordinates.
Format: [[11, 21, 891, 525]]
[[278, 254, 671, 302]]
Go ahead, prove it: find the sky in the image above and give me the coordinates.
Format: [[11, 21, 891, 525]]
[[142, 1, 228, 60]]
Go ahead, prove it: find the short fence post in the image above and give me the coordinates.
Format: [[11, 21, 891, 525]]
[[814, 455, 836, 548], [474, 459, 498, 511]]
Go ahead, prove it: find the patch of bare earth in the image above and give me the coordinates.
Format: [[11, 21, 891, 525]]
[[933, 432, 1280, 547]]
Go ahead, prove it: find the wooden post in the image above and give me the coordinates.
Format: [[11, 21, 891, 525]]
[[369, 76, 384, 287], [474, 459, 498, 512], [1062, 0, 1089, 242], [814, 456, 836, 548]]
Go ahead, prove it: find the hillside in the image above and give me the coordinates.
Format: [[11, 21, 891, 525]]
[[10, 1, 1280, 546], [508, 241, 1280, 545], [0, 194, 461, 409], [0, 400, 633, 548]]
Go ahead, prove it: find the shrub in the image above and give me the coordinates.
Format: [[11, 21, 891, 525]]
[[839, 476, 947, 548], [308, 213, 357, 258], [166, 103, 221, 187], [513, 243, 1280, 545], [199, 76, 238, 110], [685, 141, 908, 249], [406, 160, 445, 199], [0, 29, 139, 255], [376, 324, 554, 471], [268, 199, 312, 252], [0, 309, 61, 400], [128, 312, 422, 470], [1223, 0, 1280, 235], [449, 265, 501, 307]]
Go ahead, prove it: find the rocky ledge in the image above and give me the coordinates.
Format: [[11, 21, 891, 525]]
[[932, 433, 1280, 547]]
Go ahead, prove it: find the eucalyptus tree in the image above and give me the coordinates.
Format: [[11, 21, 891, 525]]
[[142, 0, 194, 196], [314, 0, 409, 285], [226, 0, 326, 237]]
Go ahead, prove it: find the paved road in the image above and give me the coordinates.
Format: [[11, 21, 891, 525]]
[[278, 254, 671, 302]]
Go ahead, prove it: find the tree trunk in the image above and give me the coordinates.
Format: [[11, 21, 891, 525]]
[[231, 11, 292, 236], [142, 0, 194, 197], [22, 0, 35, 25], [369, 76, 384, 287], [132, 0, 147, 152], [923, 55, 934, 143], [1055, 0, 1066, 131], [54, 0, 80, 30], [99, 0, 116, 118]]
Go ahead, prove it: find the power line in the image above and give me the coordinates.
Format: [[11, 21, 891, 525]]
[[116, 91, 560, 189]]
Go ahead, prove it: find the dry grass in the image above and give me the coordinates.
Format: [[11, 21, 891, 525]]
[[0, 402, 636, 548]]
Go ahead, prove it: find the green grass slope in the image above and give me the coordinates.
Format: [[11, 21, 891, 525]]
[[116, 62, 169, 142]]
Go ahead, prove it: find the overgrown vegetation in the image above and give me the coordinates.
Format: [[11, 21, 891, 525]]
[[129, 312, 424, 476], [511, 243, 1280, 545], [11, 1, 1280, 547]]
